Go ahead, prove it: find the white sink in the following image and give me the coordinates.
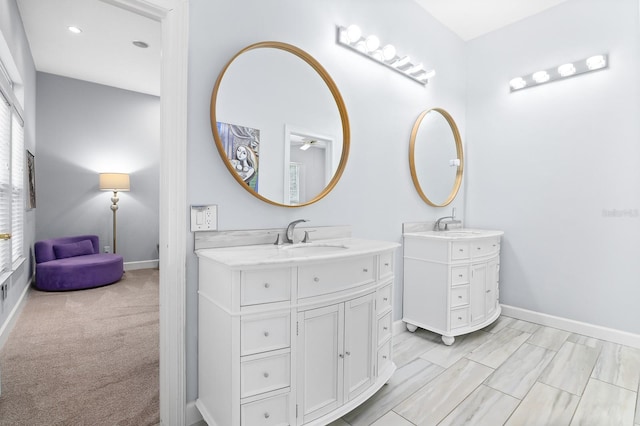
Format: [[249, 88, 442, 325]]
[[280, 243, 349, 255], [404, 228, 504, 240]]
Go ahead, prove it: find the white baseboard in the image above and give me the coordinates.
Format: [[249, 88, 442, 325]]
[[393, 319, 407, 336], [124, 259, 159, 271], [187, 400, 204, 426], [501, 304, 640, 349], [0, 279, 31, 351]]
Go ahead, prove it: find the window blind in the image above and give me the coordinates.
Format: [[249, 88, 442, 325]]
[[11, 111, 24, 263], [0, 92, 11, 273]]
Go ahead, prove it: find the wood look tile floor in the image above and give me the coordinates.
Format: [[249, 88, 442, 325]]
[[329, 315, 640, 426]]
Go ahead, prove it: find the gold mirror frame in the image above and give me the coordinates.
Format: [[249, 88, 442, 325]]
[[409, 108, 464, 207], [210, 41, 350, 208]]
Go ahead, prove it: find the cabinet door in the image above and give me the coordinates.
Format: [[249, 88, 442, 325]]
[[343, 294, 375, 401], [470, 263, 487, 324], [485, 259, 499, 317], [297, 304, 344, 424]]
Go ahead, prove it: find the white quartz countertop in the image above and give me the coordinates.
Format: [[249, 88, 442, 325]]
[[404, 228, 504, 240], [195, 238, 400, 267]]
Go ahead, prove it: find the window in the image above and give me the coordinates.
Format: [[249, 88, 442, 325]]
[[0, 62, 25, 275]]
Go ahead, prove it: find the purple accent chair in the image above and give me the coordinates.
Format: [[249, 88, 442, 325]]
[[34, 235, 124, 291]]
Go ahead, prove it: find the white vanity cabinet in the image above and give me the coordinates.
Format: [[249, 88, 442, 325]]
[[402, 230, 503, 345], [196, 239, 398, 426]]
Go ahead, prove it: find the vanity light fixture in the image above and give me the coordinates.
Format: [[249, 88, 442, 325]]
[[337, 24, 435, 86], [510, 53, 609, 92]]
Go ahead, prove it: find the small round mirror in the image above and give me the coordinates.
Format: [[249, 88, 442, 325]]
[[211, 42, 350, 207], [409, 108, 463, 207]]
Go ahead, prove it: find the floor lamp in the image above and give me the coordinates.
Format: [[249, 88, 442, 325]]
[[99, 173, 130, 254]]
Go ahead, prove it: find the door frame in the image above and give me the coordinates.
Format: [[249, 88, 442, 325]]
[[100, 0, 189, 424]]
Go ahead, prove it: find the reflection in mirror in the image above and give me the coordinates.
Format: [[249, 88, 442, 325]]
[[409, 108, 463, 207], [211, 42, 350, 207]]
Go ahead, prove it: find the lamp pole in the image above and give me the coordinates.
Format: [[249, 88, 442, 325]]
[[110, 190, 120, 253]]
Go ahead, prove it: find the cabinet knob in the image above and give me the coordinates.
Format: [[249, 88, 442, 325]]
[[264, 412, 270, 419], [383, 297, 388, 301], [346, 351, 351, 356], [263, 331, 269, 337], [363, 268, 368, 272], [384, 262, 390, 267], [459, 274, 463, 277], [458, 295, 462, 299], [339, 353, 344, 358], [458, 316, 462, 320], [459, 249, 464, 252], [313, 277, 320, 282], [382, 355, 387, 359], [383, 326, 388, 330], [263, 372, 269, 378], [486, 290, 491, 293], [477, 247, 482, 250], [264, 283, 270, 288]]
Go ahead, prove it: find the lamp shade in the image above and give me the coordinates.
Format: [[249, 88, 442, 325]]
[[99, 173, 130, 191]]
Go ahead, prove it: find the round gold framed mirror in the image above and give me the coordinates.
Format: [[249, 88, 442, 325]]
[[210, 41, 350, 207], [409, 108, 464, 207]]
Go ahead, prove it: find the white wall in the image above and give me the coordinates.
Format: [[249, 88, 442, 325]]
[[35, 73, 160, 263], [186, 0, 467, 400], [465, 0, 640, 333], [0, 0, 36, 339]]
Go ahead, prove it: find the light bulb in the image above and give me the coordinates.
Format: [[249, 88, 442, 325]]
[[381, 44, 396, 61], [532, 71, 550, 83], [355, 41, 367, 53], [391, 56, 411, 68], [372, 50, 384, 61], [510, 77, 527, 90], [558, 63, 576, 77], [407, 63, 424, 75], [365, 35, 380, 52], [346, 25, 362, 44], [586, 55, 606, 70]]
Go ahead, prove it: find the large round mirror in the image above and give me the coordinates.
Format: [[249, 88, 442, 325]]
[[409, 108, 464, 207], [211, 42, 350, 207]]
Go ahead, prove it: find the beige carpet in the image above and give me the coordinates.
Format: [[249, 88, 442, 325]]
[[0, 268, 159, 426]]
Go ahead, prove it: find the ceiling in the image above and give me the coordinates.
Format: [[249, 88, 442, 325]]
[[16, 0, 161, 96], [15, 0, 570, 96]]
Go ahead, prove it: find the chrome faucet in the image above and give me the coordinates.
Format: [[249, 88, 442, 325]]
[[285, 219, 309, 243], [434, 208, 461, 231]]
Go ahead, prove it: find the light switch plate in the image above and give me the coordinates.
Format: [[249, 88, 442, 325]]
[[190, 205, 218, 231]]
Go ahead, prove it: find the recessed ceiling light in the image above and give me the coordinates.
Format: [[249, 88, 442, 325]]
[[68, 26, 82, 34], [132, 40, 149, 49]]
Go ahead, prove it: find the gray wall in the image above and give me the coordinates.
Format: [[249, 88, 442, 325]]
[[0, 0, 36, 337], [35, 72, 160, 264], [465, 0, 640, 333], [186, 0, 467, 400]]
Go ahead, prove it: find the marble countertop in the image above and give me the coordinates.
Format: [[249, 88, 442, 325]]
[[195, 237, 400, 267], [404, 228, 504, 240]]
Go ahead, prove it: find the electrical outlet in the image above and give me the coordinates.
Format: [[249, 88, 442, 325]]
[[190, 205, 218, 231]]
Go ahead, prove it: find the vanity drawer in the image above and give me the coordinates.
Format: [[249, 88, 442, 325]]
[[241, 392, 290, 426], [241, 313, 290, 356], [298, 256, 376, 299], [241, 352, 291, 398], [377, 338, 392, 375], [241, 268, 291, 306], [451, 241, 470, 260], [450, 286, 469, 308], [378, 251, 394, 278], [376, 284, 392, 313], [471, 238, 500, 258], [377, 312, 392, 345], [451, 266, 469, 285], [450, 307, 469, 329]]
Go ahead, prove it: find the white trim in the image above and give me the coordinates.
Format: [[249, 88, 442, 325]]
[[501, 304, 640, 349], [392, 319, 406, 336], [0, 278, 30, 351], [124, 259, 159, 271], [186, 400, 204, 426], [103, 1, 189, 425]]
